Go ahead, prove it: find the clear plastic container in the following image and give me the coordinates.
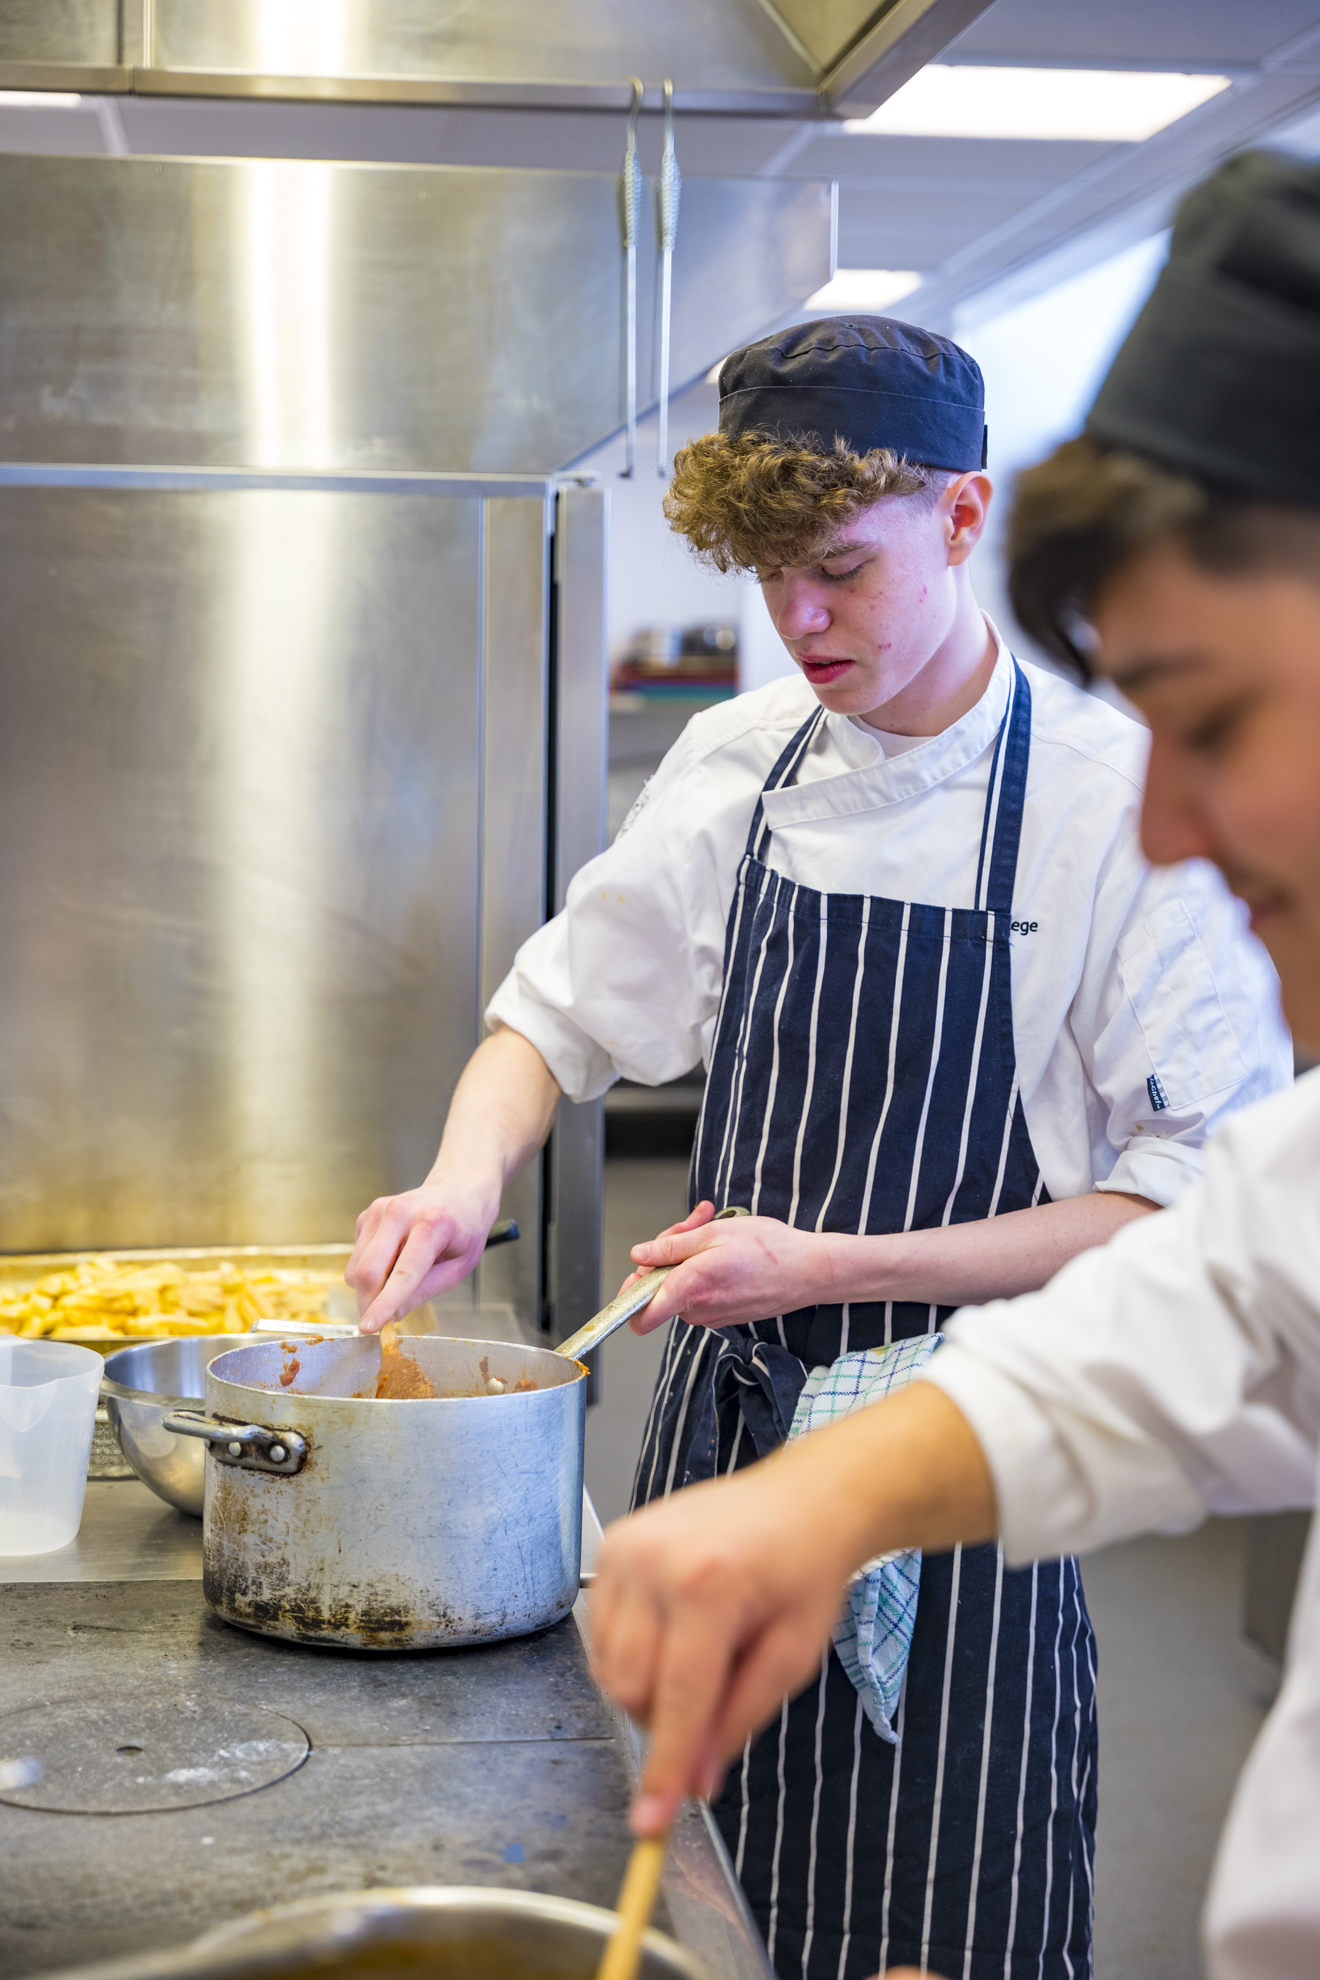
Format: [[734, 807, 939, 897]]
[[0, 1339, 103, 1555]]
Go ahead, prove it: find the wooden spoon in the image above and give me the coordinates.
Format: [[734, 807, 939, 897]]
[[595, 1831, 670, 1980]]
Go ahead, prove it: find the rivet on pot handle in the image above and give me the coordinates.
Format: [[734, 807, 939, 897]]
[[162, 1411, 309, 1477]]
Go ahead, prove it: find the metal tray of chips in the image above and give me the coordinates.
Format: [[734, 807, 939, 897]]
[[0, 1243, 357, 1352]]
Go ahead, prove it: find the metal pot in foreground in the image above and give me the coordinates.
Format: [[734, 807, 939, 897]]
[[177, 1334, 585, 1651], [36, 1886, 710, 1980]]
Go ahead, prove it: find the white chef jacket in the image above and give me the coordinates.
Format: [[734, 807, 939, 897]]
[[923, 1069, 1320, 1980], [488, 624, 1289, 1208]]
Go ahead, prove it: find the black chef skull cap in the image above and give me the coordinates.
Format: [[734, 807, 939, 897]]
[[1087, 150, 1320, 505], [718, 316, 989, 473]]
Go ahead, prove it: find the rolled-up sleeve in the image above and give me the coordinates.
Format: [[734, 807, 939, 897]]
[[1075, 847, 1291, 1207], [921, 1075, 1320, 1566]]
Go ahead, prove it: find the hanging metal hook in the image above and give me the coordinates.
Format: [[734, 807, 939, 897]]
[[617, 77, 644, 478], [655, 79, 681, 478]]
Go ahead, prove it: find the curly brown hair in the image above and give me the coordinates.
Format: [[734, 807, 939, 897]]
[[663, 430, 949, 574]]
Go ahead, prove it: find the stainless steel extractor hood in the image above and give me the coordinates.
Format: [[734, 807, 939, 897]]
[[0, 0, 996, 118], [0, 154, 830, 472]]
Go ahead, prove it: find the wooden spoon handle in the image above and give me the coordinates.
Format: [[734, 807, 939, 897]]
[[596, 1832, 670, 1980]]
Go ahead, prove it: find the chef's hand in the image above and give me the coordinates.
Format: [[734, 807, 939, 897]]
[[589, 1383, 995, 1836], [347, 1174, 498, 1333], [620, 1203, 838, 1333], [347, 1028, 561, 1333], [590, 1453, 861, 1832]]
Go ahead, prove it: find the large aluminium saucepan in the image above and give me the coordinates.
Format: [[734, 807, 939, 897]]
[[164, 1212, 744, 1652]]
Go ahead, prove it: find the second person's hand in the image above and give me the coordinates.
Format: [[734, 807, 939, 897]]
[[588, 1382, 996, 1837]]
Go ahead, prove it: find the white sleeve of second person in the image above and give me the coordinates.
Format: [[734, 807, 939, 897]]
[[920, 1073, 1320, 1567], [484, 736, 727, 1100], [1067, 840, 1291, 1208]]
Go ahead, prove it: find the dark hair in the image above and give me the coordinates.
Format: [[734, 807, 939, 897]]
[[1008, 435, 1320, 673]]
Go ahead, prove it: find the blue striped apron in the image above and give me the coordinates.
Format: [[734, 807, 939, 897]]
[[632, 665, 1096, 1980]]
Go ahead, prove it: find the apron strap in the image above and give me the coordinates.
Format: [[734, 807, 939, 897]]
[[973, 660, 1032, 915], [745, 707, 828, 861]]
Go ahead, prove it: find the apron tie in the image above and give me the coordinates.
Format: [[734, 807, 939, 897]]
[[677, 1329, 809, 1488]]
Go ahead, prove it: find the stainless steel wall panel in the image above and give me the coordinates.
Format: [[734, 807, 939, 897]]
[[477, 495, 551, 1028], [0, 484, 491, 1252], [151, 0, 811, 94], [0, 155, 831, 475], [545, 484, 607, 1344], [472, 492, 552, 1331], [0, 0, 116, 66], [551, 488, 609, 918]]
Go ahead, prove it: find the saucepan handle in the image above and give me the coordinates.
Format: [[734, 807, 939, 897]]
[[162, 1410, 308, 1477], [556, 1206, 749, 1364]]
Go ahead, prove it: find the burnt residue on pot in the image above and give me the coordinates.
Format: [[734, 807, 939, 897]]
[[204, 1559, 460, 1649], [202, 1452, 571, 1650], [202, 1548, 541, 1651]]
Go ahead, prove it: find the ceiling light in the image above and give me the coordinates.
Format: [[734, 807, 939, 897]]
[[0, 91, 84, 109], [845, 67, 1230, 143], [804, 270, 922, 311]]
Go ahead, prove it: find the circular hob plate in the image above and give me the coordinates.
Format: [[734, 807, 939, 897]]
[[0, 1696, 310, 1813]]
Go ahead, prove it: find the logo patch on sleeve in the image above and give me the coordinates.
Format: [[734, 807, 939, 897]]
[[1147, 1073, 1170, 1113]]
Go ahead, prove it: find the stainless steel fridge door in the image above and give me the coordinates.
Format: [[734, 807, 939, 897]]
[[0, 469, 562, 1311]]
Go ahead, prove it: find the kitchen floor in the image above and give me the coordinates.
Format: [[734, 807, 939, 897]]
[[587, 1154, 1282, 1980]]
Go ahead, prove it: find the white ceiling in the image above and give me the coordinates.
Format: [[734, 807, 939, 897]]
[[2, 0, 1320, 322]]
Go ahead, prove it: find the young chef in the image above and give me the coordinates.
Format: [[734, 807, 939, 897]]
[[587, 151, 1320, 1980], [347, 317, 1289, 1979]]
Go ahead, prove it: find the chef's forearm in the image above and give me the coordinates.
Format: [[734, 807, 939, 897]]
[[774, 1379, 1000, 1558], [424, 1026, 562, 1211], [822, 1191, 1158, 1308]]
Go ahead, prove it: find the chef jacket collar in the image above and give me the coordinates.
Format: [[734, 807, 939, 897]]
[[761, 619, 1013, 829]]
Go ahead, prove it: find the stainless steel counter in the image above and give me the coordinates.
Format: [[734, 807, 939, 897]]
[[0, 1480, 769, 1980], [0, 1479, 204, 1584]]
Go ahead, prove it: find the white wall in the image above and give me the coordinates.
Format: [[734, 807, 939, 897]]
[[579, 377, 799, 689], [579, 379, 743, 659], [954, 234, 1170, 659]]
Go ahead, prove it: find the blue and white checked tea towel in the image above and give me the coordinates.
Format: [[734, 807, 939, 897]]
[[787, 1333, 943, 1743]]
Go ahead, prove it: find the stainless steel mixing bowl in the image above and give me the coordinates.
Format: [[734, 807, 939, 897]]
[[36, 1885, 711, 1980], [101, 1336, 255, 1516]]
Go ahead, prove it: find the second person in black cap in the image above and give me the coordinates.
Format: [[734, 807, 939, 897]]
[[587, 150, 1320, 1980], [346, 314, 1287, 1978]]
